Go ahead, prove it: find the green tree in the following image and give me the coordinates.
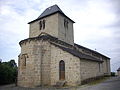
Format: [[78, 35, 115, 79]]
[[0, 59, 17, 85]]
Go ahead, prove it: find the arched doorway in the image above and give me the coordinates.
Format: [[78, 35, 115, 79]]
[[59, 60, 65, 80]]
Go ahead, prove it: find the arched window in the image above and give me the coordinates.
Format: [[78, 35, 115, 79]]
[[59, 60, 65, 80], [64, 19, 68, 29], [43, 20, 45, 29], [39, 21, 42, 30], [39, 20, 45, 30]]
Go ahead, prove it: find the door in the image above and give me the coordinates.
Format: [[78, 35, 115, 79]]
[[59, 60, 65, 80]]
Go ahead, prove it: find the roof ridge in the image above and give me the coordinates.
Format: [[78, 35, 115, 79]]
[[28, 5, 75, 24], [37, 4, 64, 19], [75, 43, 110, 59], [51, 43, 102, 62]]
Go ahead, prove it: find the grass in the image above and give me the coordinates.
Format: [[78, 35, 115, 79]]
[[87, 76, 110, 85]]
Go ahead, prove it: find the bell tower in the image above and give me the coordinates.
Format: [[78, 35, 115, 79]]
[[28, 5, 75, 45]]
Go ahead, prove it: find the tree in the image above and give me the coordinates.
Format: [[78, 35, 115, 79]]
[[0, 59, 17, 85]]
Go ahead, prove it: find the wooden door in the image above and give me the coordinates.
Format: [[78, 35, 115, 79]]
[[59, 60, 65, 80]]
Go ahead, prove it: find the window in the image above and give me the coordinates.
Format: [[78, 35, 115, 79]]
[[43, 20, 45, 29], [39, 20, 45, 30], [59, 60, 65, 80], [21, 54, 28, 67], [22, 55, 26, 66], [64, 19, 68, 29], [39, 21, 42, 30], [99, 63, 102, 72]]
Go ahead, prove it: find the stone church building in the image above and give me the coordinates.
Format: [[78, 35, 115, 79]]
[[18, 5, 110, 87]]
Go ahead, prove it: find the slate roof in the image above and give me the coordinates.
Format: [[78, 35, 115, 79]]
[[51, 43, 103, 62], [117, 67, 120, 71], [19, 33, 73, 48], [37, 5, 64, 19], [28, 5, 75, 24], [74, 44, 110, 59], [20, 34, 103, 62]]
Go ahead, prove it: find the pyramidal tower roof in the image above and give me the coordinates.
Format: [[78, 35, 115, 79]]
[[117, 67, 120, 71], [38, 5, 64, 19], [28, 5, 75, 24]]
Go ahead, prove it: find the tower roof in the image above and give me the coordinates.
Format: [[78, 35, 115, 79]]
[[38, 5, 63, 19], [28, 5, 75, 24], [117, 67, 120, 71]]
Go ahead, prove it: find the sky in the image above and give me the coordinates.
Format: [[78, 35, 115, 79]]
[[0, 0, 120, 72]]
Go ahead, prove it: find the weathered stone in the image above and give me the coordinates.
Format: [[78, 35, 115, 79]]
[[18, 5, 110, 88]]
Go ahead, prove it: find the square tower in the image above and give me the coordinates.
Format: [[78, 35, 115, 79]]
[[28, 5, 75, 45]]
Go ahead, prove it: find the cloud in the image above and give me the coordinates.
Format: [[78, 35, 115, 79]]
[[0, 0, 120, 71]]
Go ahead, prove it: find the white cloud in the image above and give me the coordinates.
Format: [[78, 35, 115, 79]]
[[0, 0, 120, 71]]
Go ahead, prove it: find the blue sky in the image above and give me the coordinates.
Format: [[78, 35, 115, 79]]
[[0, 0, 120, 72]]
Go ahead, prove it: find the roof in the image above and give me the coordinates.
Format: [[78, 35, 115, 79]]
[[52, 43, 103, 62], [19, 33, 73, 48], [19, 34, 103, 62], [38, 5, 64, 19], [28, 5, 75, 24], [117, 67, 120, 71], [74, 44, 110, 59]]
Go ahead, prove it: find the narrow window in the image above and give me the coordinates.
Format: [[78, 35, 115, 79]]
[[23, 55, 26, 66], [64, 19, 66, 28], [99, 63, 101, 72], [59, 60, 65, 80], [39, 21, 42, 30], [43, 20, 45, 29], [64, 19, 68, 29], [66, 20, 68, 29], [39, 20, 45, 30]]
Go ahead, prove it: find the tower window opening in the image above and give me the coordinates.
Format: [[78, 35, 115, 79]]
[[64, 19, 68, 29], [39, 20, 45, 30]]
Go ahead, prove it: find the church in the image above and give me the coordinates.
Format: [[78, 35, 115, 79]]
[[18, 5, 110, 87]]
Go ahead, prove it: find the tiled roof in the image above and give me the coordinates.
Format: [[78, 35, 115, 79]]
[[20, 34, 103, 62], [74, 44, 110, 59], [52, 43, 103, 62], [28, 5, 75, 24]]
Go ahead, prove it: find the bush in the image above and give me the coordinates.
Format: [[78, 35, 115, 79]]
[[0, 60, 17, 85], [111, 72, 115, 76]]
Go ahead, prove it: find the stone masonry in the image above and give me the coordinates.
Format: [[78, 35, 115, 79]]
[[18, 5, 110, 87]]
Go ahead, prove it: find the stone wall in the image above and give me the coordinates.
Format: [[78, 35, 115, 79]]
[[18, 40, 51, 87], [75, 44, 111, 76], [29, 13, 59, 38], [18, 39, 110, 87], [50, 45, 81, 86], [58, 14, 74, 45], [39, 41, 51, 85], [18, 39, 81, 87], [118, 71, 120, 76], [80, 59, 103, 81], [29, 13, 74, 45], [102, 58, 111, 75], [18, 40, 38, 87]]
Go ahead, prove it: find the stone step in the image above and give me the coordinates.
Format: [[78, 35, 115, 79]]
[[55, 80, 66, 87]]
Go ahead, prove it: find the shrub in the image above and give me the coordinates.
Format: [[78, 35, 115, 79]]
[[0, 60, 17, 85], [111, 72, 115, 76]]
